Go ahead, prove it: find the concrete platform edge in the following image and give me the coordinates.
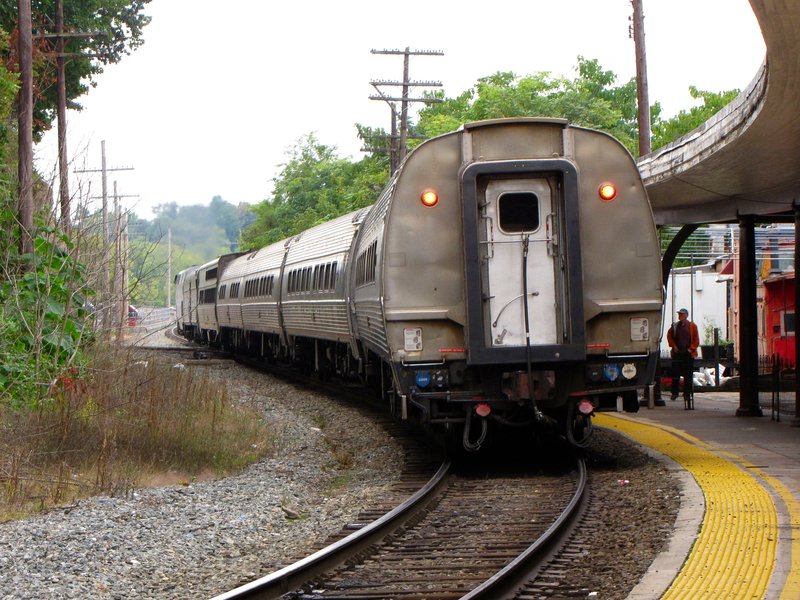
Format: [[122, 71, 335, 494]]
[[595, 424, 705, 600]]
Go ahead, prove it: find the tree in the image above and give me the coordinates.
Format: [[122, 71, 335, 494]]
[[0, 0, 151, 140], [417, 57, 660, 156], [241, 135, 389, 250], [651, 86, 740, 150], [209, 195, 240, 248]]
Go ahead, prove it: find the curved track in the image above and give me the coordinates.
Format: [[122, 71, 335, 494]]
[[215, 458, 586, 600]]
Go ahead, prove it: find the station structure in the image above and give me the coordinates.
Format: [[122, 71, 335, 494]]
[[639, 0, 800, 421]]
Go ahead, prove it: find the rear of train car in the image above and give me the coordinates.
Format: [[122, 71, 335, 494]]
[[176, 118, 663, 449], [351, 118, 663, 446]]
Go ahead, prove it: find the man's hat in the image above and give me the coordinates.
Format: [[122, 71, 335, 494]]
[[678, 308, 689, 314]]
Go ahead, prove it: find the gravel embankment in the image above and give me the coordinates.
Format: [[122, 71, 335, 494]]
[[0, 346, 404, 599], [0, 329, 685, 599]]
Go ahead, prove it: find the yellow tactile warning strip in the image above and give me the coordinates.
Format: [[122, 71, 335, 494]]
[[595, 413, 783, 599]]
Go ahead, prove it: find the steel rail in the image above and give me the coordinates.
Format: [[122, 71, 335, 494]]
[[460, 456, 588, 599], [211, 459, 452, 600]]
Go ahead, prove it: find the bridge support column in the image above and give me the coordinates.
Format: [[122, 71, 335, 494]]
[[737, 215, 763, 417]]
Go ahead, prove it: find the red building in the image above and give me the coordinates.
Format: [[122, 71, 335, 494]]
[[762, 272, 795, 366]]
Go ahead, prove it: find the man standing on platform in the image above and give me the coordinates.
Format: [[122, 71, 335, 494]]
[[667, 308, 700, 405]]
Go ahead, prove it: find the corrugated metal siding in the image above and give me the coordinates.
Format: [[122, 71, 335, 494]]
[[359, 182, 393, 242], [218, 252, 254, 331], [185, 277, 198, 327], [351, 183, 394, 357], [219, 252, 255, 282], [175, 266, 199, 328], [355, 299, 389, 355], [197, 259, 219, 332], [283, 301, 350, 341], [285, 209, 368, 265], [242, 303, 281, 334], [242, 242, 287, 273], [218, 304, 243, 329]]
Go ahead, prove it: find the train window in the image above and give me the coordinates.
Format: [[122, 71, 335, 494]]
[[498, 192, 540, 233], [331, 261, 338, 288], [219, 285, 226, 300], [313, 265, 320, 291], [206, 268, 218, 281]]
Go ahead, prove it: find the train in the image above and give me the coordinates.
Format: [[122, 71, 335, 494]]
[[175, 118, 664, 450]]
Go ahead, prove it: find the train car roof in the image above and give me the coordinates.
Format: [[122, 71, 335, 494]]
[[461, 117, 569, 131]]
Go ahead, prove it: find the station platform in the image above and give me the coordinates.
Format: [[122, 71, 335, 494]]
[[596, 392, 800, 599]]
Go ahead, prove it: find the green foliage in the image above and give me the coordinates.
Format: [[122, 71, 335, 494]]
[[1, 348, 272, 515], [0, 220, 93, 408], [119, 197, 253, 305], [240, 135, 390, 249], [0, 29, 17, 152], [417, 57, 657, 155], [652, 86, 740, 150], [0, 1, 152, 140]]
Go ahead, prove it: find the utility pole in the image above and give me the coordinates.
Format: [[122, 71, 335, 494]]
[[114, 182, 123, 337], [111, 182, 137, 338], [75, 141, 134, 334], [55, 0, 69, 235], [167, 227, 172, 308], [17, 0, 34, 255], [41, 6, 106, 235], [370, 48, 443, 173], [631, 0, 651, 156]]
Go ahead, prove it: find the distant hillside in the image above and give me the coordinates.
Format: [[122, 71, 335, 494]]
[[127, 196, 254, 305]]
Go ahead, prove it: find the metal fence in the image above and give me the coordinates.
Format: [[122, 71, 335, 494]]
[[131, 306, 175, 330]]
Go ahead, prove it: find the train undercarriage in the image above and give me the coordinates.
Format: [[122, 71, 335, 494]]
[[191, 326, 651, 452]]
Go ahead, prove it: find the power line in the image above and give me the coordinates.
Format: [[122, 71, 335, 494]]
[[370, 47, 444, 173]]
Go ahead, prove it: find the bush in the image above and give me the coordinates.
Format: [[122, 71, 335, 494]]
[[0, 346, 271, 519]]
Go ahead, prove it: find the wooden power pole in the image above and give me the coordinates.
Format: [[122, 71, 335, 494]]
[[75, 142, 134, 333], [17, 0, 34, 255], [370, 48, 443, 173], [631, 0, 652, 156], [55, 0, 70, 235]]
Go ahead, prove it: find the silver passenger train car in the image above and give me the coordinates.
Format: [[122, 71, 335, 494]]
[[176, 118, 663, 449]]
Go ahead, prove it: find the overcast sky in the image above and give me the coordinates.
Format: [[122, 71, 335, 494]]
[[35, 0, 765, 219]]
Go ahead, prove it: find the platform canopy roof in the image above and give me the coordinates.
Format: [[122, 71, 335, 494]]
[[639, 0, 800, 226]]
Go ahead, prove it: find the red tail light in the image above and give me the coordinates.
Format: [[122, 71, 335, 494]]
[[598, 183, 617, 201], [421, 190, 439, 207]]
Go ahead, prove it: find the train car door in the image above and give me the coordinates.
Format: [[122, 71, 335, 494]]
[[483, 178, 557, 347]]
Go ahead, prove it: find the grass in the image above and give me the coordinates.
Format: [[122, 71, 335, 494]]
[[0, 344, 272, 520]]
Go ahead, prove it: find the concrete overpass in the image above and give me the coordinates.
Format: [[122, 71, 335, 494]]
[[639, 0, 800, 225], [638, 0, 800, 420]]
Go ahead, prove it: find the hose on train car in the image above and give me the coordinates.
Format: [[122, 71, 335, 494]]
[[463, 409, 488, 452], [521, 235, 551, 426]]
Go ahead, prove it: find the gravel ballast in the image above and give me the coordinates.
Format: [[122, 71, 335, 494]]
[[0, 352, 404, 599], [0, 331, 684, 599]]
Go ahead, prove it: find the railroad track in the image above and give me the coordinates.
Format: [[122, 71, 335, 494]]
[[149, 331, 590, 598], [214, 456, 586, 600]]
